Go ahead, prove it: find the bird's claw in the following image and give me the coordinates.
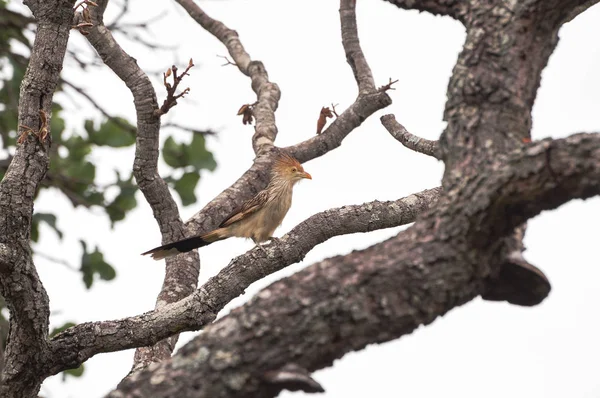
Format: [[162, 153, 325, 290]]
[[255, 243, 268, 255]]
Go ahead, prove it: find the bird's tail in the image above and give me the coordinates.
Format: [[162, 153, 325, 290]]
[[141, 229, 227, 260]]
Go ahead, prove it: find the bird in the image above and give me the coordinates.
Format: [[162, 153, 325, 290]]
[[141, 152, 312, 260]]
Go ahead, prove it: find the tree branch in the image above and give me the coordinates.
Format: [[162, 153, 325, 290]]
[[84, 0, 199, 371], [286, 91, 392, 163], [381, 114, 441, 159], [0, 1, 75, 396], [174, 0, 280, 156], [183, 0, 392, 233], [340, 0, 376, 95], [46, 187, 442, 375], [108, 131, 600, 397], [563, 0, 600, 23], [382, 0, 467, 22]]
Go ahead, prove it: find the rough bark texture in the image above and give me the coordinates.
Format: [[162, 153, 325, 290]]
[[0, 1, 75, 397], [1, 0, 599, 396], [381, 114, 441, 159], [109, 136, 600, 398], [383, 0, 467, 21], [46, 187, 441, 375], [83, 1, 200, 371], [106, 0, 600, 395]]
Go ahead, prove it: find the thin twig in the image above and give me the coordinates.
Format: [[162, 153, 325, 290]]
[[154, 59, 195, 116]]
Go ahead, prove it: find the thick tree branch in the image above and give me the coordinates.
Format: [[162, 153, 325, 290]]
[[0, 1, 75, 397], [174, 0, 280, 156], [381, 114, 441, 159], [524, 0, 600, 23], [46, 187, 441, 375], [563, 0, 600, 23], [440, 0, 577, 170], [382, 0, 467, 22], [436, 0, 586, 302], [109, 131, 600, 397], [84, 0, 199, 370]]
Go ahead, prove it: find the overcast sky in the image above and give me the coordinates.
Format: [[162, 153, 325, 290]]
[[6, 0, 600, 397]]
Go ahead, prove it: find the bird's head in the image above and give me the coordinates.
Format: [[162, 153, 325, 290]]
[[273, 153, 312, 183]]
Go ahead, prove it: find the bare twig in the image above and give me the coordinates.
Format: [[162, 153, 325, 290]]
[[174, 0, 280, 156], [162, 123, 216, 136], [379, 78, 399, 92], [34, 252, 78, 272], [217, 54, 236, 67], [154, 59, 195, 117]]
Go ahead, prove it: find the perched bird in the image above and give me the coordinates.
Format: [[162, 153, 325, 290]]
[[141, 153, 312, 260]]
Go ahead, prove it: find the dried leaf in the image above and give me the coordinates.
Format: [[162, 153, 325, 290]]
[[237, 104, 250, 116], [242, 111, 254, 125], [82, 7, 91, 23], [165, 68, 172, 78], [316, 106, 334, 134]]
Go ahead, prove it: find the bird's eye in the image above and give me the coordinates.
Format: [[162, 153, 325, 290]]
[[291, 167, 297, 172]]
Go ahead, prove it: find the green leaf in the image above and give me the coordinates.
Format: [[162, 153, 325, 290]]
[[32, 212, 63, 242], [105, 172, 137, 224], [64, 135, 92, 163], [162, 136, 187, 168], [173, 172, 200, 206], [86, 117, 136, 147], [50, 103, 65, 143], [80, 241, 117, 289], [162, 134, 216, 172], [63, 364, 85, 380], [187, 134, 217, 171], [50, 322, 77, 338]]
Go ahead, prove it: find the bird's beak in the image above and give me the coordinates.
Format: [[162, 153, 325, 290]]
[[301, 171, 312, 180]]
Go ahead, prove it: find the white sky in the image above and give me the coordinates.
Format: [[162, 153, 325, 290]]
[[5, 0, 600, 397]]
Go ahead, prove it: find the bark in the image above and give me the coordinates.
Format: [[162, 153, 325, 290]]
[[381, 114, 441, 159], [182, 0, 392, 237], [174, 0, 280, 156], [0, 1, 75, 397], [110, 133, 600, 397], [83, 1, 200, 370], [108, 0, 600, 395], [2, 0, 600, 396], [46, 187, 441, 375], [383, 0, 467, 21]]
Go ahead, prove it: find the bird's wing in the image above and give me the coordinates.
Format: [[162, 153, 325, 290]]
[[219, 189, 270, 228]]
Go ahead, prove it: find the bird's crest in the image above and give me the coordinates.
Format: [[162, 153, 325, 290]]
[[273, 152, 303, 172]]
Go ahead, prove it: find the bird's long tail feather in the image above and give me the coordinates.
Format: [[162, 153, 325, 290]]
[[141, 229, 226, 260]]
